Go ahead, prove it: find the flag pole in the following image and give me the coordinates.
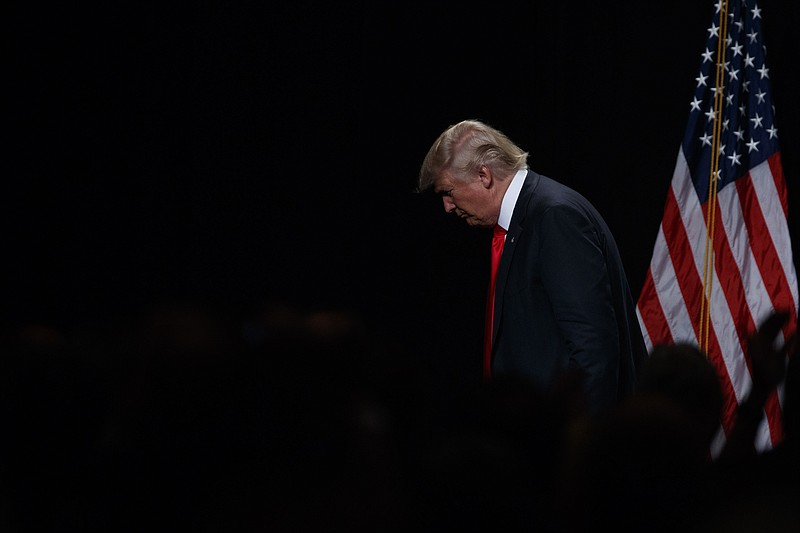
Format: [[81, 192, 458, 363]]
[[700, 0, 730, 354]]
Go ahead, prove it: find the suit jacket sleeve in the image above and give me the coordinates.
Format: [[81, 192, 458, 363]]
[[537, 203, 620, 413]]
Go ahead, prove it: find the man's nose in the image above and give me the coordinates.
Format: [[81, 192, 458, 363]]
[[442, 196, 456, 212]]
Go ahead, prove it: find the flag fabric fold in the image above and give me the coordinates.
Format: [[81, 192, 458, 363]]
[[636, 0, 798, 454]]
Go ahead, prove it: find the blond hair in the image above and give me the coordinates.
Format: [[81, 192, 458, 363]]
[[417, 119, 528, 192]]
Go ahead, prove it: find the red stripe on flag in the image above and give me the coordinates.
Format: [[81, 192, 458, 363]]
[[710, 195, 755, 353], [767, 152, 788, 218], [704, 330, 739, 436], [662, 187, 705, 332], [637, 269, 672, 349]]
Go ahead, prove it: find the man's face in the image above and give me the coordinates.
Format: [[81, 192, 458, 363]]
[[433, 170, 497, 228]]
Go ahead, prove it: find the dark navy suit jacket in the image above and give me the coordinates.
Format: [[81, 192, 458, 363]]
[[491, 170, 648, 415]]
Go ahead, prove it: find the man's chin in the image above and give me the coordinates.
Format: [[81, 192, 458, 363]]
[[466, 219, 490, 228]]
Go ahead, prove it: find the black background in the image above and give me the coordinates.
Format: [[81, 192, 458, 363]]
[[8, 1, 799, 386]]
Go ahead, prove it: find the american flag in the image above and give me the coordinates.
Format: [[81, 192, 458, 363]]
[[636, 0, 798, 454]]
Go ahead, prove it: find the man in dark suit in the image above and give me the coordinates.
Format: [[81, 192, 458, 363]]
[[418, 119, 648, 417]]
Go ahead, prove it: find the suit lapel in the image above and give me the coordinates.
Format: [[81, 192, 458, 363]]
[[492, 171, 539, 344]]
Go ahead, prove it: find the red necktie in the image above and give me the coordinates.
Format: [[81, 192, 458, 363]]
[[483, 224, 506, 380]]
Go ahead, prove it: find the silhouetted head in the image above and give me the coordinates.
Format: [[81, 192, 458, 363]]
[[636, 342, 724, 453]]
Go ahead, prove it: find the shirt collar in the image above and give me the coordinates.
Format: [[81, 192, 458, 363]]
[[497, 169, 527, 231]]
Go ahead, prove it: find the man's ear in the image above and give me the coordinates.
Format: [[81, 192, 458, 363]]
[[478, 165, 493, 189]]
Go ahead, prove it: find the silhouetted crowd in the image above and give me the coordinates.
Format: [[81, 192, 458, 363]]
[[1, 302, 797, 532]]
